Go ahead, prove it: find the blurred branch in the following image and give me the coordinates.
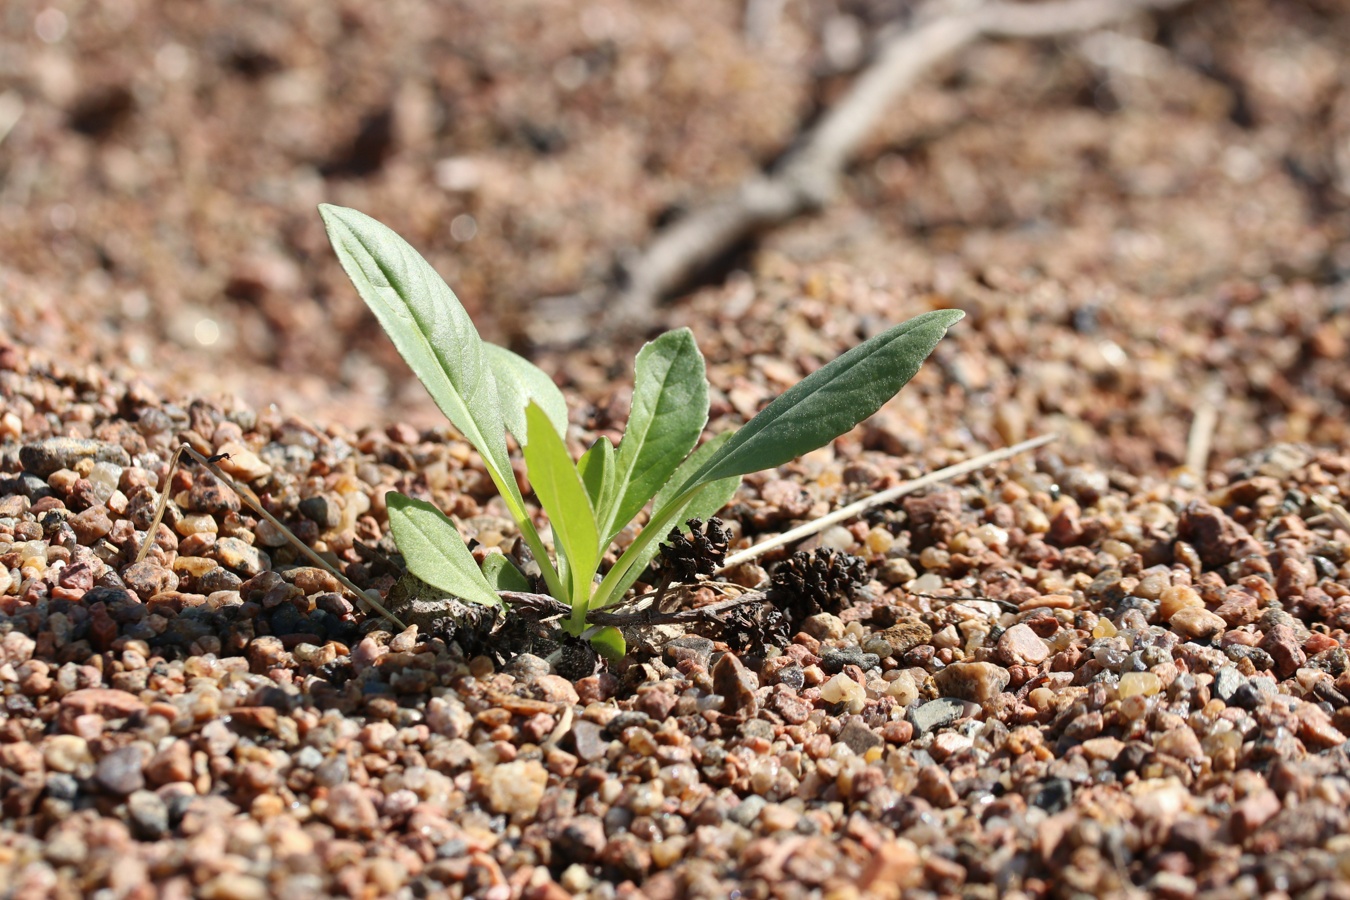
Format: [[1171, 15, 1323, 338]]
[[557, 0, 1188, 342]]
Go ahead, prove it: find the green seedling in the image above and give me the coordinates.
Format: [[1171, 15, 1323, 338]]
[[319, 204, 962, 659]]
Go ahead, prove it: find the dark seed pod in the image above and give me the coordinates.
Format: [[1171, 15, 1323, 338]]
[[715, 601, 792, 653], [656, 517, 730, 585], [768, 548, 867, 621]]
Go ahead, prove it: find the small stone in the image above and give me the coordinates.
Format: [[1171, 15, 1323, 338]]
[[299, 495, 342, 529], [1231, 789, 1281, 840], [1158, 585, 1204, 620], [555, 815, 606, 863], [212, 442, 272, 482], [1260, 624, 1307, 678], [145, 739, 192, 785], [20, 438, 130, 479], [875, 620, 932, 656], [95, 746, 146, 795], [836, 720, 884, 756], [486, 760, 548, 819], [1117, 671, 1163, 698], [1080, 737, 1126, 762], [711, 652, 760, 716], [126, 789, 169, 839], [880, 558, 917, 585], [1213, 666, 1246, 702], [122, 561, 179, 600], [199, 873, 269, 900], [909, 697, 969, 735], [1170, 607, 1226, 641], [819, 673, 866, 713], [59, 688, 147, 731], [68, 506, 114, 544], [43, 735, 93, 774], [1155, 726, 1204, 762], [934, 661, 1010, 703], [995, 624, 1050, 666], [820, 647, 880, 674], [858, 840, 922, 894], [802, 612, 845, 641], [324, 783, 380, 835], [210, 538, 272, 577]]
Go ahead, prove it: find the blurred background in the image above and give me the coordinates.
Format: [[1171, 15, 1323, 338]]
[[1, 0, 1348, 473]]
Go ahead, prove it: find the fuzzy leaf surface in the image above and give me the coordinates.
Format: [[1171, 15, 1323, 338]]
[[319, 205, 515, 504], [604, 328, 708, 539], [387, 492, 501, 608], [481, 553, 532, 593], [484, 343, 568, 446]]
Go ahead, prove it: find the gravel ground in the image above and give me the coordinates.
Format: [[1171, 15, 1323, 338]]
[[4, 0, 1350, 898]]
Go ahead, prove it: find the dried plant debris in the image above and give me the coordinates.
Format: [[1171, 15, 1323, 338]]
[[768, 547, 869, 621], [654, 516, 730, 585]]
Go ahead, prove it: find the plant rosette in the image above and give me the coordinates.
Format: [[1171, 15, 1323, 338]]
[[319, 204, 963, 661]]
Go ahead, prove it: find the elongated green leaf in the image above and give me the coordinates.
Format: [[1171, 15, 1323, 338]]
[[321, 205, 567, 603], [604, 329, 708, 540], [387, 492, 501, 608], [320, 205, 515, 501], [484, 343, 568, 446], [578, 436, 615, 511], [592, 432, 737, 609], [522, 403, 599, 613], [481, 552, 532, 593], [688, 309, 963, 487]]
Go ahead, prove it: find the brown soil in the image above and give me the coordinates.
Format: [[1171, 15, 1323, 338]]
[[3, 1, 1350, 898]]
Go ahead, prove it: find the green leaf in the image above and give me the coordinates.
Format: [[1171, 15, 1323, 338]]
[[603, 329, 708, 540], [319, 205, 515, 503], [687, 309, 963, 487], [320, 204, 567, 602], [592, 432, 738, 609], [522, 402, 599, 620], [386, 492, 501, 608], [578, 436, 615, 511], [484, 343, 568, 446], [587, 626, 627, 662], [481, 553, 531, 593]]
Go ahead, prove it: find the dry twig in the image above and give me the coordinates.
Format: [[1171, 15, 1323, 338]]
[[585, 0, 1188, 336]]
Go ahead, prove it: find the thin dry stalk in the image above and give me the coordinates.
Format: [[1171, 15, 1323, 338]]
[[136, 443, 406, 628], [719, 432, 1056, 571], [1185, 381, 1223, 473]]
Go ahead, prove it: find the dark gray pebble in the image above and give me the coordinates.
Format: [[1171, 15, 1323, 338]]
[[820, 648, 880, 674], [20, 437, 131, 479]]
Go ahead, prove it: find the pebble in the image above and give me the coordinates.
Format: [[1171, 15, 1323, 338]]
[[19, 438, 130, 479], [1169, 606, 1226, 641], [486, 760, 548, 818], [94, 746, 146, 795], [212, 443, 272, 482], [210, 538, 271, 576], [933, 661, 1010, 702], [910, 697, 970, 735], [874, 619, 932, 657], [995, 623, 1050, 666]]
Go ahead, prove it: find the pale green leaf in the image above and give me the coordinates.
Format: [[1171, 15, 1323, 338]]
[[481, 553, 531, 593], [522, 402, 599, 613], [688, 310, 963, 487], [319, 205, 515, 503], [578, 436, 615, 512], [484, 343, 568, 446], [386, 492, 501, 608], [603, 329, 708, 539]]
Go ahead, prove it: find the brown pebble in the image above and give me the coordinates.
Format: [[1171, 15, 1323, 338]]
[[995, 624, 1050, 666]]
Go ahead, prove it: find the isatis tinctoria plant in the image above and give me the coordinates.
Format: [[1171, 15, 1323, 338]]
[[319, 204, 962, 658]]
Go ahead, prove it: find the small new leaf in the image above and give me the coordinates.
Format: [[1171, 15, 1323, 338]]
[[522, 402, 599, 620]]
